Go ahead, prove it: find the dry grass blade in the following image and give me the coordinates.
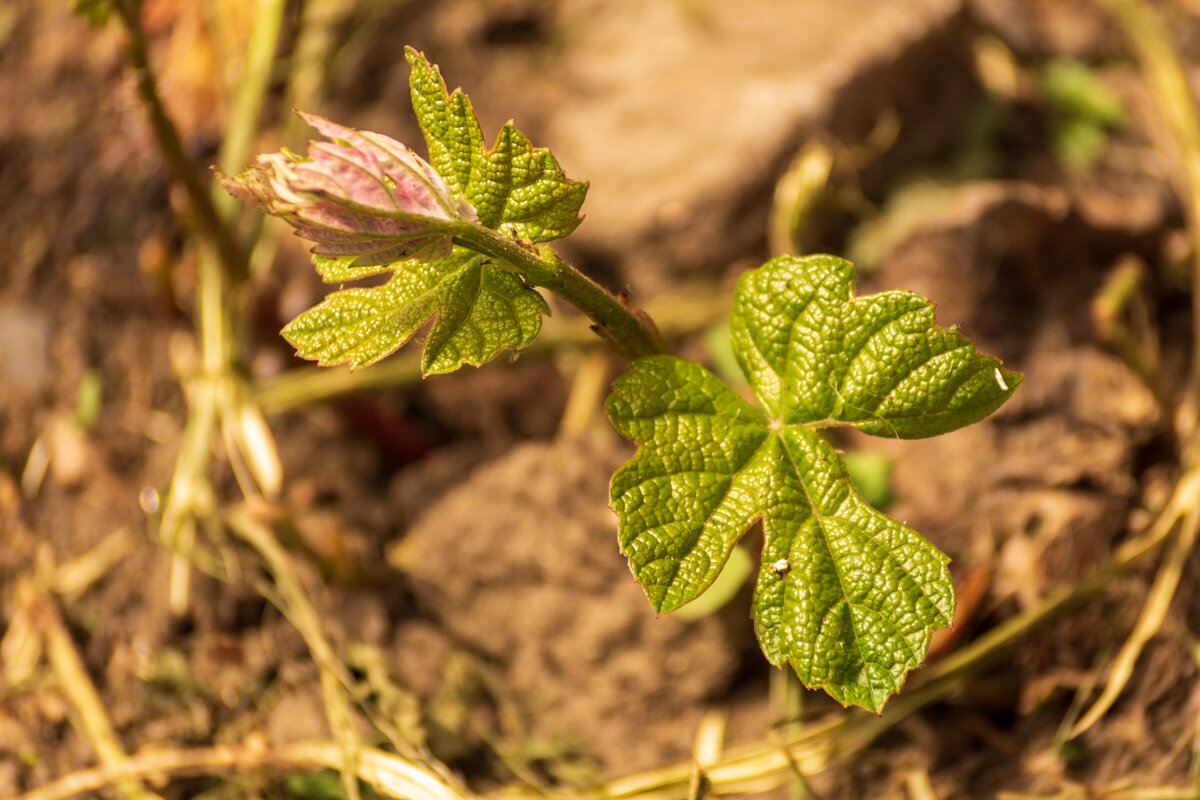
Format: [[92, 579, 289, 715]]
[[18, 576, 164, 800], [1095, 0, 1200, 442], [576, 712, 883, 800], [1000, 784, 1200, 800], [686, 711, 726, 800], [1069, 504, 1200, 738], [769, 141, 833, 256], [307, 743, 470, 800], [221, 384, 283, 499], [2, 589, 43, 689], [11, 740, 473, 800], [558, 349, 612, 437], [160, 326, 221, 616], [225, 506, 365, 800], [50, 526, 137, 598], [903, 769, 937, 800]]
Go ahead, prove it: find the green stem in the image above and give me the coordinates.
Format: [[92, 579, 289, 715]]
[[110, 0, 249, 285], [256, 282, 729, 413], [450, 222, 668, 361]]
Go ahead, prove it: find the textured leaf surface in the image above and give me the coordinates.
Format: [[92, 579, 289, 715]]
[[731, 254, 1019, 438], [408, 48, 588, 243], [283, 247, 547, 374], [607, 255, 1020, 712], [221, 50, 589, 374]]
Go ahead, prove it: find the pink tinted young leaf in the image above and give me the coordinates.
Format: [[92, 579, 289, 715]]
[[218, 112, 476, 267]]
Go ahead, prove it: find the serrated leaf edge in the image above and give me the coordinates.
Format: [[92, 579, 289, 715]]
[[282, 254, 547, 374], [405, 46, 587, 244]]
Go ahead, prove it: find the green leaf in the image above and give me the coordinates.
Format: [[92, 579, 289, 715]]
[[223, 51, 592, 374], [407, 47, 588, 244], [283, 247, 547, 374], [607, 254, 1020, 712], [674, 545, 754, 622], [732, 254, 1019, 438]]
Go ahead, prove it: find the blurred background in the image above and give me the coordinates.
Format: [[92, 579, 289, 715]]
[[3, 0, 1200, 798]]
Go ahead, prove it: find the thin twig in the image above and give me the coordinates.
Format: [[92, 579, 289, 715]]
[[216, 0, 286, 202]]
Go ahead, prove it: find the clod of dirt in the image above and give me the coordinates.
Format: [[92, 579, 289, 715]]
[[861, 178, 1160, 570], [391, 436, 739, 774]]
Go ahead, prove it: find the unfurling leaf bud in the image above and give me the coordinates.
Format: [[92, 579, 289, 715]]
[[219, 112, 476, 266]]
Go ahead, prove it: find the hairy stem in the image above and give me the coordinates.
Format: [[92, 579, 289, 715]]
[[110, 0, 249, 285], [449, 222, 668, 361]]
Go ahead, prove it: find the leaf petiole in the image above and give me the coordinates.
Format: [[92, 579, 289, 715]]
[[447, 221, 668, 361]]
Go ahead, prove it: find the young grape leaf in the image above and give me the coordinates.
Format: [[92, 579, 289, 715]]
[[407, 47, 588, 243], [222, 50, 591, 374], [282, 246, 547, 374], [606, 254, 1020, 712]]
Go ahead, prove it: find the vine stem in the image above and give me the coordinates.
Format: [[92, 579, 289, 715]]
[[255, 282, 730, 413], [449, 221, 669, 361]]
